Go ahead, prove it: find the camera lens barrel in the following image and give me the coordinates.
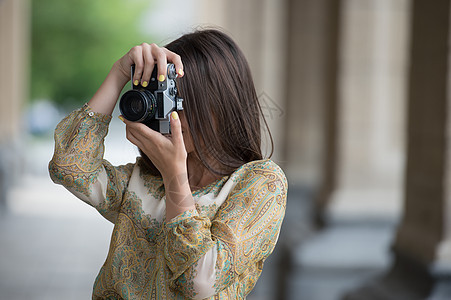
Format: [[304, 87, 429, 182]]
[[119, 89, 157, 122]]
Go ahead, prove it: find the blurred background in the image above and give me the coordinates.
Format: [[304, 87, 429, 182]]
[[1, 0, 451, 299]]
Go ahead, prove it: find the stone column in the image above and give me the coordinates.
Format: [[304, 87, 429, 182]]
[[344, 0, 451, 299], [325, 0, 410, 224], [0, 0, 29, 208], [392, 0, 451, 297], [282, 0, 341, 191], [281, 0, 342, 226]]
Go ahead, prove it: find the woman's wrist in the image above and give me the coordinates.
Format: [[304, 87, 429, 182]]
[[163, 168, 195, 220], [87, 64, 129, 116], [110, 61, 132, 86], [162, 166, 190, 198]]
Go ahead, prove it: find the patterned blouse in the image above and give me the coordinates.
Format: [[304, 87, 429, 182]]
[[48, 104, 287, 299]]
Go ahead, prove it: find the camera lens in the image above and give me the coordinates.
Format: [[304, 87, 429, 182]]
[[130, 98, 143, 114], [119, 89, 157, 122]]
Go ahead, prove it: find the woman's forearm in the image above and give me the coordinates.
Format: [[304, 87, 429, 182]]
[[164, 172, 196, 221], [88, 63, 130, 116]]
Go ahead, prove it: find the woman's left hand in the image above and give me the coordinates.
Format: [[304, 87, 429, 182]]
[[120, 111, 187, 180]]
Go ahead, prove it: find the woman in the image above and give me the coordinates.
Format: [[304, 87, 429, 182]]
[[49, 29, 287, 299]]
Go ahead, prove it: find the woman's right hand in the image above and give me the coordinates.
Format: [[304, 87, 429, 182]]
[[88, 43, 184, 116], [113, 43, 184, 87]]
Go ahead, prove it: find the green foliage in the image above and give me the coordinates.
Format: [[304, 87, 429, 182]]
[[31, 0, 152, 107]]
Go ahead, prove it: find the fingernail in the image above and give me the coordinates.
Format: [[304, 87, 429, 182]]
[[178, 69, 184, 76], [171, 111, 178, 120], [118, 115, 125, 122], [133, 80, 139, 86], [158, 74, 165, 82], [142, 81, 148, 88]]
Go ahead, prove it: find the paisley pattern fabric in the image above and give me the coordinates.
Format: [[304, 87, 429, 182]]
[[49, 104, 288, 299]]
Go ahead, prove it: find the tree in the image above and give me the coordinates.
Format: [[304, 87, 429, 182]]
[[31, 0, 152, 108]]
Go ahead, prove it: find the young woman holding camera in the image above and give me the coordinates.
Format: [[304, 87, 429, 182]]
[[49, 29, 287, 299]]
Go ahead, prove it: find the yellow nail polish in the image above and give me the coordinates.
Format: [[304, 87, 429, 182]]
[[142, 81, 148, 87], [171, 111, 178, 120], [133, 80, 139, 86], [118, 115, 125, 122], [158, 74, 165, 82], [178, 69, 184, 76]]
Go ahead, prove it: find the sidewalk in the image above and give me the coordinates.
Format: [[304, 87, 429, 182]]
[[0, 175, 113, 300]]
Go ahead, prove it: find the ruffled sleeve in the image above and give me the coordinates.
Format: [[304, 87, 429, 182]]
[[48, 104, 134, 223]]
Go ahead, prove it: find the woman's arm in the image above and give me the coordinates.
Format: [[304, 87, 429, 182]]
[[48, 104, 135, 223], [163, 162, 288, 299], [119, 112, 195, 220], [101, 43, 191, 221], [49, 43, 184, 222], [87, 63, 129, 115]]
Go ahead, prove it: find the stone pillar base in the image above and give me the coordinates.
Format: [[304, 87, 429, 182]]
[[428, 265, 451, 300], [342, 253, 444, 300]]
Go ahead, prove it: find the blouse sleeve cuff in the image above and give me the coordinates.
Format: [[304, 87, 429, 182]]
[[165, 209, 199, 229], [82, 103, 112, 125]]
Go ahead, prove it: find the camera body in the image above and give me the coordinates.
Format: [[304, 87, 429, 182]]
[[119, 64, 183, 134]]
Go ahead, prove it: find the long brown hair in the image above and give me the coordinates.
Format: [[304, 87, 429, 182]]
[[140, 29, 273, 176]]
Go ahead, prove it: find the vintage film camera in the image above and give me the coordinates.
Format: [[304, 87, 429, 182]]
[[119, 64, 183, 134]]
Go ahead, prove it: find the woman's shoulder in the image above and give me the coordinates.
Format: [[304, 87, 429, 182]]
[[231, 159, 287, 191], [214, 160, 287, 227], [234, 159, 286, 177], [240, 159, 284, 172]]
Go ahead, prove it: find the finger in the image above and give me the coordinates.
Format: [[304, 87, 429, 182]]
[[170, 111, 184, 146], [118, 115, 131, 124], [163, 48, 184, 77], [125, 127, 143, 149], [126, 124, 161, 154], [129, 46, 144, 86], [140, 43, 156, 87], [120, 116, 142, 142], [120, 115, 164, 144], [119, 115, 148, 140], [151, 43, 168, 82]]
